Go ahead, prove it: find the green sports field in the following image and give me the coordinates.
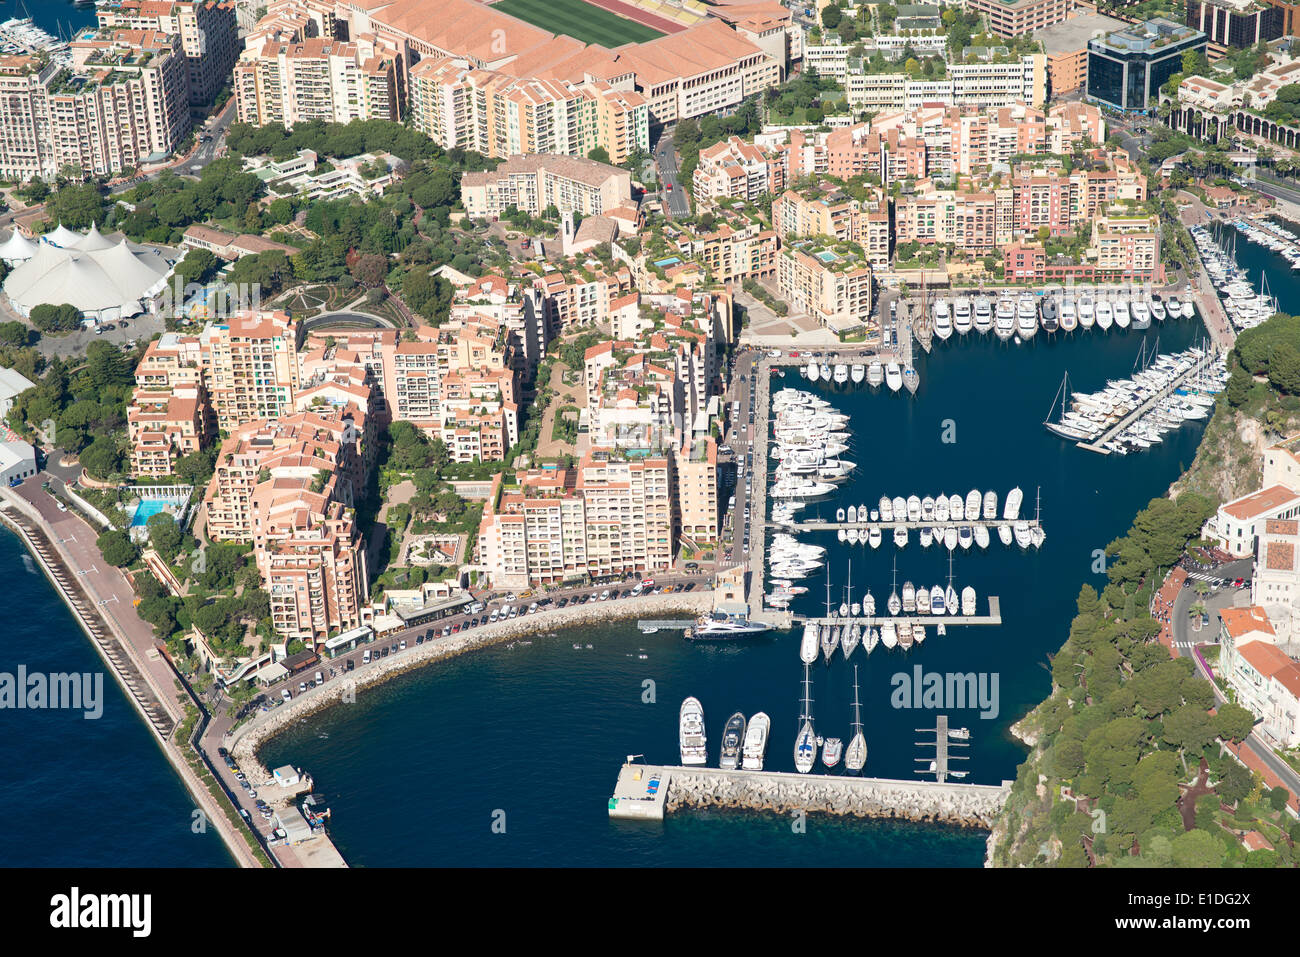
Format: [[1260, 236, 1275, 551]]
[[491, 0, 664, 47]]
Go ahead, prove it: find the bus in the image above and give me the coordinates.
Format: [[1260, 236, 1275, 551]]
[[324, 626, 373, 659]]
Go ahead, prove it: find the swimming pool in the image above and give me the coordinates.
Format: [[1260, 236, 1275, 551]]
[[653, 257, 681, 268], [129, 499, 169, 527]]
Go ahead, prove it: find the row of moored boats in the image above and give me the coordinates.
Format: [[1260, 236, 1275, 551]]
[[1191, 223, 1278, 331], [932, 290, 1195, 343], [1043, 345, 1226, 454], [804, 359, 910, 392]]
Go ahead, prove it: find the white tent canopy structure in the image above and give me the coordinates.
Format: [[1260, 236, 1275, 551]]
[[0, 230, 36, 265], [74, 222, 115, 252], [44, 223, 84, 248], [3, 230, 174, 322]]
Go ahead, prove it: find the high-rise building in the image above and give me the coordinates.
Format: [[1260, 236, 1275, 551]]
[[1186, 0, 1283, 50], [0, 30, 191, 181], [96, 0, 240, 107], [1087, 18, 1207, 113]]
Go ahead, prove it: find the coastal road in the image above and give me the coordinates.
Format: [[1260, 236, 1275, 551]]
[[1171, 562, 1300, 796]]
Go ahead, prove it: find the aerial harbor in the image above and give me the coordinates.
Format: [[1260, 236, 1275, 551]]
[[3, 0, 1300, 911]]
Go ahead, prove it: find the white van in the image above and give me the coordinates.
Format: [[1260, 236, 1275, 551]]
[[362, 649, 371, 664]]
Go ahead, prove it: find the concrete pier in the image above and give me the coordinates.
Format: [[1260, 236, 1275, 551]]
[[608, 761, 1011, 827], [796, 596, 1002, 630], [1075, 347, 1222, 455]]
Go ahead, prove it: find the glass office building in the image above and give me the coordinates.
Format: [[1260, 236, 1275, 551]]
[[1086, 18, 1208, 113]]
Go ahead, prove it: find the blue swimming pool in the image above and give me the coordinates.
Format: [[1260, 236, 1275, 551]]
[[129, 499, 168, 527]]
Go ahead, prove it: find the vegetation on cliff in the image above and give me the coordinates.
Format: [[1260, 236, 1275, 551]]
[[992, 313, 1300, 867]]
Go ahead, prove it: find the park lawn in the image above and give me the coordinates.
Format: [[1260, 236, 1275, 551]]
[[490, 0, 663, 47]]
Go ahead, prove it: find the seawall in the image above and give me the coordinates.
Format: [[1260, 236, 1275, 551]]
[[228, 592, 717, 773], [664, 767, 1011, 828]]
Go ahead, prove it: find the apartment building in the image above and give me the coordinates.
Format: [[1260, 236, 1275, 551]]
[[409, 57, 650, 164], [772, 187, 891, 268], [234, 36, 402, 127], [678, 221, 780, 281], [1219, 606, 1300, 746], [777, 240, 874, 333], [0, 30, 191, 181], [676, 436, 719, 544], [459, 153, 633, 219], [1091, 213, 1162, 278], [1254, 519, 1300, 625], [127, 384, 212, 477], [896, 184, 1007, 254], [199, 311, 302, 432], [843, 55, 1047, 112], [692, 136, 785, 206], [967, 0, 1073, 37], [1037, 13, 1128, 96], [96, 0, 240, 106]]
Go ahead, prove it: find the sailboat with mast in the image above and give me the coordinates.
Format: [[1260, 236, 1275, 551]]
[[844, 665, 867, 772], [821, 572, 838, 663], [794, 663, 817, 773], [841, 560, 861, 658], [1043, 370, 1094, 441]]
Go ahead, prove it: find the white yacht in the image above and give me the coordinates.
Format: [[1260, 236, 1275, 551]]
[[867, 360, 884, 387], [1004, 486, 1023, 520], [994, 298, 1016, 340], [885, 361, 903, 392], [1096, 298, 1113, 330], [1113, 296, 1131, 329], [933, 299, 953, 340], [833, 363, 849, 384], [982, 490, 997, 520], [973, 297, 993, 334], [1016, 295, 1038, 339], [1078, 294, 1096, 330], [1014, 520, 1032, 548], [1060, 297, 1078, 332], [953, 297, 972, 335], [741, 712, 770, 770], [851, 364, 865, 384], [680, 697, 707, 765], [845, 667, 867, 773], [961, 586, 976, 617], [800, 622, 819, 664], [805, 360, 819, 380]]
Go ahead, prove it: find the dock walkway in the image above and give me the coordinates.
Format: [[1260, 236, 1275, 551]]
[[796, 596, 1002, 630], [1076, 347, 1222, 455]]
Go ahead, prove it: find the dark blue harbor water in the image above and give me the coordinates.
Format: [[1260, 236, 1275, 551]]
[[262, 314, 1211, 867], [12, 1, 95, 41], [0, 529, 231, 867]]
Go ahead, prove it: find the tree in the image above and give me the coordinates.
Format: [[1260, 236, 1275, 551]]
[[1268, 786, 1291, 811], [349, 252, 388, 288], [1215, 701, 1256, 743], [79, 436, 123, 479], [29, 303, 83, 334], [96, 529, 137, 567], [0, 321, 28, 346], [1170, 828, 1223, 867], [146, 512, 183, 560], [821, 4, 841, 28], [587, 147, 610, 165], [1217, 759, 1253, 806], [175, 248, 218, 286]]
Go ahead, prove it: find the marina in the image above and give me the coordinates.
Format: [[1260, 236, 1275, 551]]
[[914, 715, 970, 785], [1051, 345, 1226, 455]]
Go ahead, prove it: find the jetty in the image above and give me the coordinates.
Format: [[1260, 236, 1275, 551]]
[[787, 517, 1042, 534], [608, 759, 1010, 827], [915, 714, 969, 785], [1076, 347, 1222, 455], [796, 595, 1001, 630]]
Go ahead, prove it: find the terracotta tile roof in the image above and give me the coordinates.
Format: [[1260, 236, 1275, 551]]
[[1221, 606, 1276, 639], [1222, 485, 1300, 520]]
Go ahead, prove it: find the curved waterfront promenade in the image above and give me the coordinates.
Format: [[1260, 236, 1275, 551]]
[[229, 591, 716, 772]]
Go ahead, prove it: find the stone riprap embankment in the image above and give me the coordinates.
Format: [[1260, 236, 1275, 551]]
[[665, 768, 1011, 828], [230, 592, 716, 773]]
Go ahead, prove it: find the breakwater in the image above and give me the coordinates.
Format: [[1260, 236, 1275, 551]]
[[658, 766, 1010, 827]]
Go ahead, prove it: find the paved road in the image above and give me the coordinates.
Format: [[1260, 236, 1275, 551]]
[[1171, 559, 1300, 796], [654, 128, 690, 218]]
